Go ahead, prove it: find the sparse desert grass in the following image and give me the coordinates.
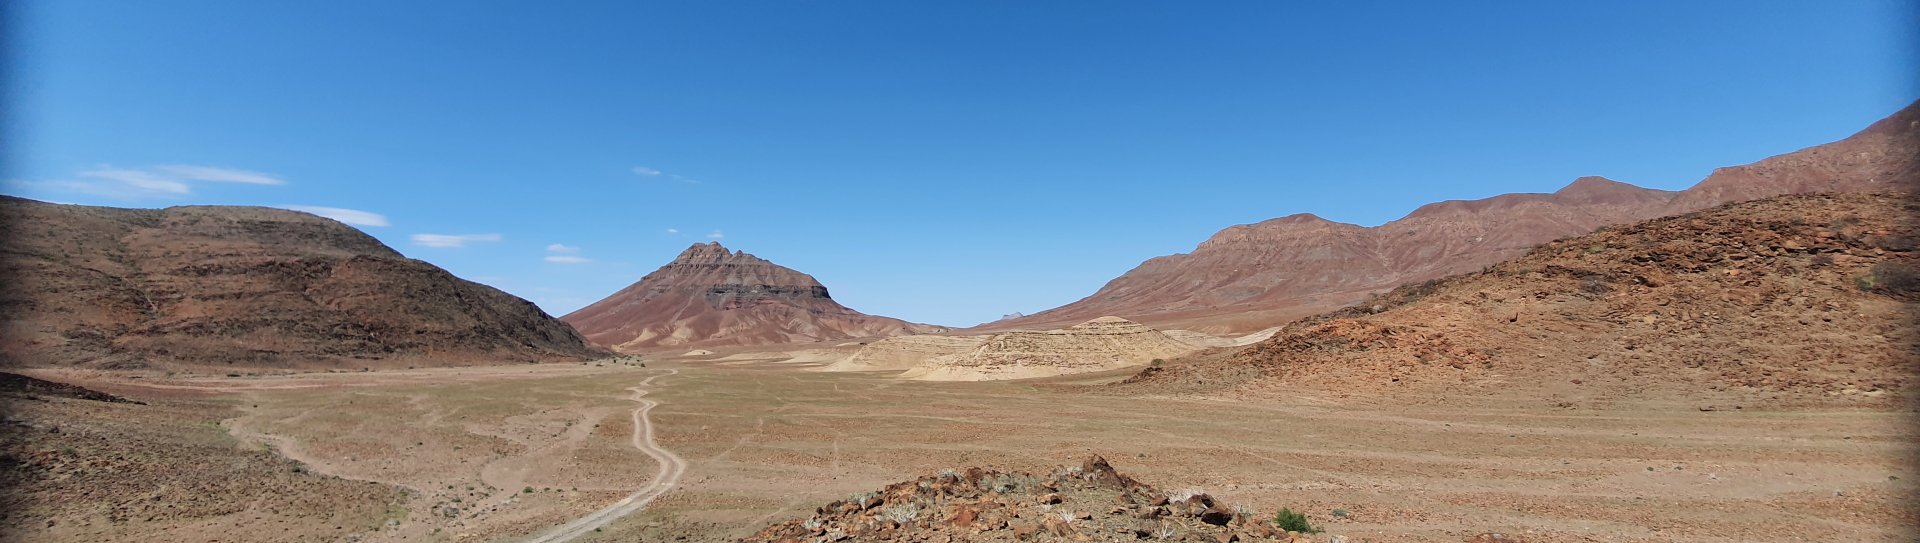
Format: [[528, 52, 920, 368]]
[[15, 358, 1915, 543]]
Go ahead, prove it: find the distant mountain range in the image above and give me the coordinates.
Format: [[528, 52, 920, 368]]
[[4, 101, 1910, 363], [1124, 191, 1919, 405], [985, 100, 1919, 333]]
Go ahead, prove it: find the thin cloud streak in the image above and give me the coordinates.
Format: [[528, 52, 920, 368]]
[[16, 164, 286, 200], [633, 165, 700, 184], [77, 168, 192, 195], [281, 205, 389, 227], [410, 233, 502, 248], [154, 165, 286, 185]]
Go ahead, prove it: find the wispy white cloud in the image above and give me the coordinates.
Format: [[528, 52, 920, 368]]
[[280, 205, 389, 227], [633, 165, 700, 184], [154, 165, 286, 185], [410, 233, 502, 248], [706, 230, 725, 240], [665, 228, 680, 235], [543, 243, 592, 264], [16, 164, 285, 200], [77, 168, 192, 196]]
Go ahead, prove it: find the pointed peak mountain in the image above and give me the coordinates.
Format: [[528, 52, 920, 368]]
[[564, 244, 944, 351], [673, 241, 761, 264], [677, 241, 730, 257]]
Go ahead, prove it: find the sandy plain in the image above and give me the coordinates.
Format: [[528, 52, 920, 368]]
[[7, 350, 1915, 543]]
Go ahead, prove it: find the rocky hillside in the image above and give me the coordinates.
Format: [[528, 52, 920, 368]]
[[0, 197, 605, 370], [741, 455, 1334, 543], [995, 101, 1920, 332], [563, 242, 943, 351], [1125, 192, 1919, 406]]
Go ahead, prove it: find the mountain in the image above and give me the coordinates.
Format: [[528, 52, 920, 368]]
[[1124, 192, 1919, 405], [562, 242, 944, 351], [0, 197, 605, 370], [991, 101, 1920, 332]]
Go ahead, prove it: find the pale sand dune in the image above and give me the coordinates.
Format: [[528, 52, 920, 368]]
[[899, 317, 1200, 381], [820, 335, 987, 372]]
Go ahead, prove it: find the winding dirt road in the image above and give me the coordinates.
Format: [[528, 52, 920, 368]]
[[524, 369, 686, 543]]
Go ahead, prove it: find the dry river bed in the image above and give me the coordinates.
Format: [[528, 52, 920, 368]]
[[7, 357, 1915, 542]]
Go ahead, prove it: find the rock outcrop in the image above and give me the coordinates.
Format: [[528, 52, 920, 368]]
[[741, 455, 1327, 543], [0, 197, 605, 370], [1125, 192, 1920, 405], [563, 242, 944, 351], [899, 317, 1199, 381], [993, 101, 1920, 333]]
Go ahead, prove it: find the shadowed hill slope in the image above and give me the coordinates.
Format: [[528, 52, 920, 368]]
[[1122, 192, 1919, 406], [0, 197, 605, 369]]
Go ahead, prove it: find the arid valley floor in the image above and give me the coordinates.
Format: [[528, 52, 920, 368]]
[[7, 349, 1913, 543]]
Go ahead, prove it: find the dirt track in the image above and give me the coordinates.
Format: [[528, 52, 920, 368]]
[[524, 369, 686, 543]]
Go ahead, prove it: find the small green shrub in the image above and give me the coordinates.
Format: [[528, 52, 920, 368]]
[[1274, 508, 1320, 533], [1150, 359, 1164, 367], [1859, 261, 1920, 296]]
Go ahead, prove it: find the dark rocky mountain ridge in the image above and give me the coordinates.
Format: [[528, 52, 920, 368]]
[[0, 197, 606, 369]]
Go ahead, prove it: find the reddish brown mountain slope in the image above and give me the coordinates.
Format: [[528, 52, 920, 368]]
[[0, 197, 605, 370], [563, 242, 943, 351], [995, 101, 1920, 332], [1124, 192, 1919, 406]]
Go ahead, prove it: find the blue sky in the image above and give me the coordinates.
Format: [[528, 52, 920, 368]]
[[4, 1, 1914, 326]]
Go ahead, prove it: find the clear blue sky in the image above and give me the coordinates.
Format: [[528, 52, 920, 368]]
[[4, 1, 1914, 326]]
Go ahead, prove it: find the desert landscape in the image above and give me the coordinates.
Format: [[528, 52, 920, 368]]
[[4, 99, 1917, 542], [2, 4, 1916, 542]]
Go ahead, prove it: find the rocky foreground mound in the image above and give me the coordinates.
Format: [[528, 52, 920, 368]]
[[0, 198, 604, 370], [1127, 192, 1919, 406], [564, 242, 943, 351], [742, 455, 1329, 543], [996, 100, 1919, 333], [899, 317, 1200, 381]]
